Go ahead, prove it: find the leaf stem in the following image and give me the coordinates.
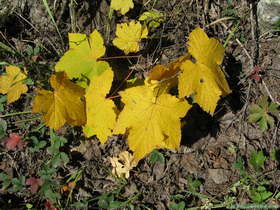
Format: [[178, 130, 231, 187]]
[[223, 21, 240, 48], [0, 111, 32, 118], [98, 55, 140, 61]]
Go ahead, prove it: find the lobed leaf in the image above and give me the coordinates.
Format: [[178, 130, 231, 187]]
[[55, 30, 107, 80], [114, 85, 191, 161], [0, 65, 28, 104], [178, 28, 231, 115], [112, 20, 148, 54], [83, 67, 117, 143], [110, 0, 134, 15], [32, 72, 86, 130]]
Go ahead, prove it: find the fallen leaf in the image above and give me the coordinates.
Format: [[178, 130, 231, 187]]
[[249, 66, 262, 82], [55, 30, 108, 80], [178, 28, 231, 114], [83, 68, 117, 143], [113, 20, 148, 54], [0, 65, 28, 104], [114, 85, 191, 161], [70, 140, 101, 160], [44, 200, 57, 210], [26, 177, 42, 193], [4, 133, 23, 150], [32, 72, 86, 130], [139, 10, 165, 28], [146, 55, 190, 95], [110, 151, 137, 178], [110, 0, 134, 15]]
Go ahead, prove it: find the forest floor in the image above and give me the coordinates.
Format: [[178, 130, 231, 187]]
[[0, 0, 280, 209]]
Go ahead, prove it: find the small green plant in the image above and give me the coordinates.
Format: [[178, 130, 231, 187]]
[[0, 95, 6, 112], [0, 173, 25, 192], [47, 130, 69, 167], [149, 149, 165, 163], [25, 45, 41, 57], [169, 201, 186, 210], [0, 118, 7, 139], [29, 136, 47, 152], [272, 18, 280, 30], [248, 96, 279, 132], [249, 183, 273, 203], [38, 166, 61, 204], [233, 151, 274, 203], [249, 151, 266, 172]]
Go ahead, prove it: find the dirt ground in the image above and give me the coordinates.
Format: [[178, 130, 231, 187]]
[[0, 0, 279, 209]]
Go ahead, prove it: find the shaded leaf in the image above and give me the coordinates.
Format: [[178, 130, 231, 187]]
[[32, 72, 86, 130]]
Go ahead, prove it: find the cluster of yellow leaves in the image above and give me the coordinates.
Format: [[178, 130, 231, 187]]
[[0, 66, 28, 104], [2, 26, 230, 165], [0, 0, 231, 170]]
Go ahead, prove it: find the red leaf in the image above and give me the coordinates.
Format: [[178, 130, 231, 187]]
[[4, 133, 22, 150], [44, 200, 57, 210], [249, 66, 262, 82], [26, 177, 42, 193]]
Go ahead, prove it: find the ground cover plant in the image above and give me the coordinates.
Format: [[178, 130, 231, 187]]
[[0, 0, 280, 209]]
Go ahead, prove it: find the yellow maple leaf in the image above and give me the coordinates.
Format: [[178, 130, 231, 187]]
[[146, 55, 190, 95], [110, 0, 134, 15], [83, 68, 117, 144], [178, 28, 231, 115], [110, 151, 137, 178], [32, 72, 86, 130], [55, 30, 108, 80], [113, 20, 148, 54], [114, 85, 191, 161], [0, 65, 28, 104]]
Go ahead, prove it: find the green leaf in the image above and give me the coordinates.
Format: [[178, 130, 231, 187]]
[[109, 201, 124, 209], [270, 149, 279, 161], [169, 201, 185, 210], [12, 176, 25, 192], [71, 202, 88, 208], [0, 95, 7, 112], [249, 151, 266, 172], [149, 150, 165, 163], [0, 118, 7, 139], [249, 186, 273, 203], [248, 96, 279, 132], [0, 172, 12, 189]]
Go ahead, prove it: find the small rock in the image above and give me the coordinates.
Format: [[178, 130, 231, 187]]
[[208, 169, 230, 184], [258, 0, 280, 32]]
